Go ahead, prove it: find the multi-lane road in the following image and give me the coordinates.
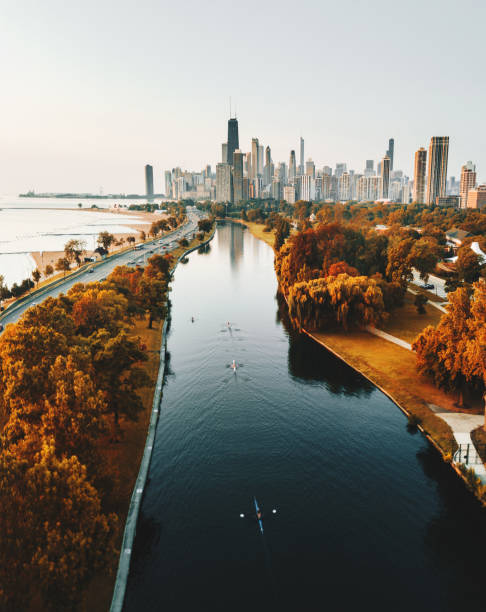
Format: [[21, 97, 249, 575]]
[[0, 208, 203, 331]]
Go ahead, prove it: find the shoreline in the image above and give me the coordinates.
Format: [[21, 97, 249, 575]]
[[238, 218, 486, 506]]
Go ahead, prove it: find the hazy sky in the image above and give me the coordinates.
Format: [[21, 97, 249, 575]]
[[1, 0, 485, 194]]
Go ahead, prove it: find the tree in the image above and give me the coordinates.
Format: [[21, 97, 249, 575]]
[[198, 218, 212, 233], [0, 274, 9, 301], [178, 237, 189, 247], [138, 276, 167, 328], [139, 230, 146, 242], [44, 264, 54, 278], [32, 268, 41, 287], [126, 235, 136, 245], [97, 232, 115, 252], [408, 238, 439, 282], [456, 247, 482, 283], [0, 444, 117, 611], [55, 257, 71, 277], [64, 239, 87, 267], [414, 293, 428, 314]]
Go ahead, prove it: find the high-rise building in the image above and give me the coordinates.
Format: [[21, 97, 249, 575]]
[[227, 118, 239, 166], [289, 150, 297, 183], [233, 150, 244, 204], [426, 136, 449, 205], [164, 170, 172, 197], [300, 175, 315, 201], [322, 166, 332, 176], [413, 148, 427, 204], [459, 161, 477, 208], [305, 159, 315, 179], [364, 160, 374, 176], [466, 185, 486, 209], [338, 172, 351, 200], [258, 145, 264, 176], [222, 143, 228, 164], [216, 163, 232, 202], [299, 137, 304, 175], [335, 163, 347, 178], [271, 179, 282, 201], [380, 156, 390, 199], [322, 173, 332, 199], [145, 164, 154, 197], [386, 139, 395, 171], [251, 138, 259, 180], [264, 146, 272, 186], [283, 185, 296, 204]]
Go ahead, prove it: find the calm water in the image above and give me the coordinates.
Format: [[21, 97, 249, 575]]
[[125, 223, 486, 611]]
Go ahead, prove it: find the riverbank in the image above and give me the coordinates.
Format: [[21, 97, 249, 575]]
[[239, 219, 485, 493], [81, 225, 216, 612]]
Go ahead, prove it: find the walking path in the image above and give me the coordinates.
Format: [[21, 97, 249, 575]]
[[428, 407, 486, 483], [365, 326, 412, 350]]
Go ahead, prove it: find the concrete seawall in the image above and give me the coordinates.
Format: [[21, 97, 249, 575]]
[[109, 227, 216, 612]]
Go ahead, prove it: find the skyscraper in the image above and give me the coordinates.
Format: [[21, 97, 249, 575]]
[[413, 148, 427, 204], [299, 137, 304, 175], [380, 155, 390, 199], [459, 161, 476, 208], [386, 138, 395, 171], [289, 150, 297, 183], [145, 164, 154, 197], [364, 160, 374, 176], [251, 138, 259, 180], [264, 146, 272, 186], [426, 137, 449, 205], [305, 159, 315, 179], [222, 143, 228, 164], [233, 150, 244, 204], [258, 145, 264, 176], [227, 118, 239, 166], [164, 170, 172, 197]]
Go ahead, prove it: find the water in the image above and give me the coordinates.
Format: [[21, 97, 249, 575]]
[[0, 198, 148, 287], [124, 222, 486, 611]]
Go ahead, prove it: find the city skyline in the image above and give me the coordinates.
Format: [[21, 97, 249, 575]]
[[1, 0, 485, 194]]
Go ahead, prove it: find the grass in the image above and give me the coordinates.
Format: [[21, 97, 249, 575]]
[[309, 329, 459, 454], [234, 219, 276, 247], [380, 292, 443, 343]]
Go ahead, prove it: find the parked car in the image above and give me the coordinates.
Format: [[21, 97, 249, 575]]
[[88, 268, 94, 274], [422, 283, 434, 290]]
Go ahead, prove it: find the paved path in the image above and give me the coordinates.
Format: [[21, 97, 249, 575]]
[[365, 325, 412, 350], [429, 407, 486, 482], [0, 208, 202, 330], [411, 269, 448, 299]]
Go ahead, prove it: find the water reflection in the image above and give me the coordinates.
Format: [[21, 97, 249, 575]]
[[277, 292, 374, 396]]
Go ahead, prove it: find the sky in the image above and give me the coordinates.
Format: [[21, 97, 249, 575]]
[[1, 0, 485, 195]]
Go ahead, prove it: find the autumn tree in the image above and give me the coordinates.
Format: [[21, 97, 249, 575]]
[[44, 264, 54, 278], [55, 257, 71, 277], [32, 268, 41, 287], [64, 238, 87, 267], [0, 444, 117, 611], [456, 247, 482, 283], [97, 231, 115, 252], [408, 238, 439, 282]]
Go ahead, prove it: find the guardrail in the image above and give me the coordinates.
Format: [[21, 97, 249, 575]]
[[109, 224, 215, 612]]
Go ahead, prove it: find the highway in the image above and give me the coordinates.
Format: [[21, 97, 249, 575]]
[[0, 208, 203, 331]]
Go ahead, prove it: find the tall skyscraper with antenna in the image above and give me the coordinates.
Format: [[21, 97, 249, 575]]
[[227, 117, 239, 166], [289, 150, 296, 183]]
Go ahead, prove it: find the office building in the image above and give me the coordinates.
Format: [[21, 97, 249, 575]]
[[306, 159, 316, 179], [338, 172, 351, 200], [413, 148, 427, 204], [164, 170, 172, 197], [272, 180, 282, 201], [386, 138, 395, 171], [222, 143, 228, 164], [335, 163, 347, 178], [227, 118, 239, 166], [216, 163, 232, 202], [459, 161, 477, 208], [299, 137, 304, 175], [264, 146, 272, 186], [289, 150, 297, 183], [322, 166, 332, 176], [380, 155, 390, 199], [250, 138, 259, 180], [283, 185, 296, 204], [300, 175, 315, 201], [258, 145, 264, 176], [426, 136, 449, 205], [145, 164, 154, 197], [233, 150, 244, 204], [466, 185, 486, 209], [364, 160, 374, 176], [437, 196, 460, 207]]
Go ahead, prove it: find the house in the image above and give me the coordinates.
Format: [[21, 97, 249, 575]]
[[445, 227, 473, 250]]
